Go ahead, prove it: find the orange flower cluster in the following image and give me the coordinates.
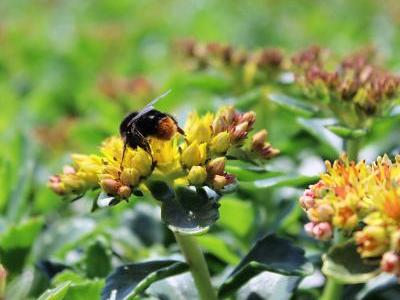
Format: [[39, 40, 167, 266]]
[[300, 154, 400, 278]]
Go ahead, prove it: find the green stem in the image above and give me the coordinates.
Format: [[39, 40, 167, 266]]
[[174, 232, 218, 300], [321, 278, 343, 300], [345, 138, 360, 161]]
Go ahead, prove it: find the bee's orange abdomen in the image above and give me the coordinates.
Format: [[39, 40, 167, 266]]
[[156, 117, 177, 140]]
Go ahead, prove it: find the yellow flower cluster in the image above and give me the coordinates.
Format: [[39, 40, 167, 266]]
[[49, 106, 279, 201], [300, 154, 400, 277]]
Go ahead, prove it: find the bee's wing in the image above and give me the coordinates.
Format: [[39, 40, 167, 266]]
[[127, 89, 172, 126]]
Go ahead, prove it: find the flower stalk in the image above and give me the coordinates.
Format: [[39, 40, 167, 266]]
[[320, 278, 343, 300], [173, 232, 218, 300]]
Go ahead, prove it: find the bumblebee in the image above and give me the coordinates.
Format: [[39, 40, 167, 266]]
[[119, 90, 184, 162]]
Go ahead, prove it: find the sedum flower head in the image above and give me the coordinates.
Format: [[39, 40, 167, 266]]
[[291, 47, 400, 122], [50, 106, 278, 201], [300, 154, 400, 279]]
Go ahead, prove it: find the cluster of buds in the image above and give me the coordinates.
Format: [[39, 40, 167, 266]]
[[291, 46, 400, 116], [98, 76, 153, 100], [212, 106, 256, 144], [50, 106, 279, 201], [178, 39, 284, 85], [251, 129, 280, 159], [300, 154, 400, 279], [48, 154, 102, 196]]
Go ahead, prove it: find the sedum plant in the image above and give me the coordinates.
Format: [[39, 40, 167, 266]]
[[45, 105, 312, 300]]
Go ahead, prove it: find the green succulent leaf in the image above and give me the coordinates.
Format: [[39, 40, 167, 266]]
[[147, 181, 222, 235], [101, 260, 189, 300], [297, 117, 342, 153], [38, 279, 104, 300], [356, 274, 400, 300], [197, 234, 240, 265], [37, 281, 71, 300], [236, 271, 300, 300], [84, 238, 112, 279], [218, 234, 313, 298], [0, 217, 44, 274], [322, 240, 380, 284], [239, 174, 318, 191], [268, 93, 319, 117], [234, 88, 262, 110], [219, 197, 254, 238], [325, 124, 367, 139], [147, 273, 198, 300]]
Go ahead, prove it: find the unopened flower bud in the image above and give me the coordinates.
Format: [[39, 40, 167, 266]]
[[241, 111, 256, 127], [312, 222, 333, 241], [304, 222, 315, 236], [63, 165, 76, 175], [100, 178, 120, 195], [210, 132, 231, 154], [300, 195, 315, 210], [48, 175, 66, 195], [129, 150, 153, 176], [252, 130, 267, 149], [206, 157, 226, 176], [355, 225, 388, 258], [381, 251, 400, 274], [188, 166, 207, 186], [315, 203, 334, 221], [307, 203, 334, 222], [120, 168, 140, 186], [212, 174, 235, 190], [181, 142, 207, 168], [118, 185, 132, 199], [62, 175, 83, 191]]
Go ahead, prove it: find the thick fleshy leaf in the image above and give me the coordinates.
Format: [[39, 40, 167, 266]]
[[236, 271, 300, 300], [32, 218, 96, 260], [147, 273, 198, 300], [234, 88, 262, 110], [322, 240, 380, 284], [0, 217, 44, 273], [356, 273, 400, 300], [84, 239, 112, 278], [123, 203, 164, 246], [239, 174, 318, 191], [219, 197, 254, 238], [37, 281, 71, 300], [268, 93, 319, 117], [325, 124, 367, 139], [297, 117, 342, 153], [65, 279, 104, 300], [101, 260, 189, 300], [160, 185, 221, 235], [39, 276, 104, 300], [197, 234, 240, 265], [218, 234, 313, 298]]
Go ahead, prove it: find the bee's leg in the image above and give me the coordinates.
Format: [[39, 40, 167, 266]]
[[138, 138, 151, 154], [133, 128, 152, 154], [120, 142, 127, 168], [177, 126, 185, 136]]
